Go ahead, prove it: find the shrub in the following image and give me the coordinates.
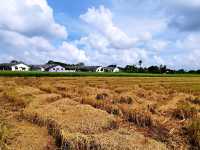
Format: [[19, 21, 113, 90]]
[[186, 118, 200, 148], [173, 102, 198, 120]]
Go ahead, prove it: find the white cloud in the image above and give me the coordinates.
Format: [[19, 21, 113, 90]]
[[153, 55, 165, 65], [176, 34, 200, 50], [0, 0, 67, 38], [150, 40, 169, 51], [166, 0, 200, 8], [78, 33, 109, 52], [0, 29, 88, 64], [80, 6, 138, 49], [0, 0, 200, 70], [0, 0, 89, 64], [78, 6, 156, 66], [58, 42, 88, 63], [166, 49, 200, 70]]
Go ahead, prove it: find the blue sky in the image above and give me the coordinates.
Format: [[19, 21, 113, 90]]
[[47, 0, 111, 40], [0, 0, 200, 69]]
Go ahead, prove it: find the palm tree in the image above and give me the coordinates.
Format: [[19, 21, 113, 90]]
[[138, 60, 142, 68]]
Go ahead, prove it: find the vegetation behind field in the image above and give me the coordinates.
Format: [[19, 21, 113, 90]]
[[0, 71, 200, 77]]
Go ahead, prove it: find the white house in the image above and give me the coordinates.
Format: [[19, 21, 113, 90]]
[[46, 65, 66, 72], [104, 65, 120, 72], [78, 66, 105, 72], [63, 66, 77, 72], [30, 65, 45, 72], [96, 66, 105, 72], [112, 67, 120, 72], [0, 61, 30, 71], [11, 63, 30, 71]]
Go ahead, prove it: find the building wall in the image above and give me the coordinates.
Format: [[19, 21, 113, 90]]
[[96, 67, 104, 72], [48, 65, 66, 72], [40, 68, 45, 72], [113, 67, 120, 72], [11, 64, 29, 71]]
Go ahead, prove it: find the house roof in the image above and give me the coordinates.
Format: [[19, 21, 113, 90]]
[[0, 62, 29, 67], [78, 66, 101, 71], [104, 66, 119, 71], [0, 63, 12, 67], [43, 64, 77, 71], [33, 63, 78, 71], [65, 66, 78, 70], [30, 65, 45, 70], [43, 64, 62, 71]]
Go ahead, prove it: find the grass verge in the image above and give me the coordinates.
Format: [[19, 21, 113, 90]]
[[0, 71, 200, 77]]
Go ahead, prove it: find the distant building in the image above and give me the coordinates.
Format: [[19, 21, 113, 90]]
[[0, 60, 121, 73], [64, 66, 77, 72], [45, 65, 66, 72], [0, 61, 30, 71], [104, 65, 120, 72], [30, 65, 45, 72], [79, 66, 105, 72]]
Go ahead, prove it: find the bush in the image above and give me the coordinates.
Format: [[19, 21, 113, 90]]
[[187, 118, 200, 148]]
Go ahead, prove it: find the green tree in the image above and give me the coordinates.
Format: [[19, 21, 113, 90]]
[[138, 60, 142, 68]]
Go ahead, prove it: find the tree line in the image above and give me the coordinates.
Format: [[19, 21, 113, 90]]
[[47, 60, 200, 74], [123, 60, 200, 74]]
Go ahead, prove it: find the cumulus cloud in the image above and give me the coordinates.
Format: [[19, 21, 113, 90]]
[[58, 42, 88, 63], [176, 34, 200, 50], [148, 40, 169, 51], [0, 0, 199, 69], [0, 29, 88, 64], [0, 29, 54, 63], [0, 0, 67, 38], [78, 5, 174, 67], [78, 33, 109, 52], [80, 6, 138, 49], [0, 0, 88, 64]]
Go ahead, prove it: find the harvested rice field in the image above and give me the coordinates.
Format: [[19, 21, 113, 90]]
[[0, 77, 200, 150]]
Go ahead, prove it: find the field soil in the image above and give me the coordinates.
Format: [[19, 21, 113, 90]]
[[0, 77, 200, 150]]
